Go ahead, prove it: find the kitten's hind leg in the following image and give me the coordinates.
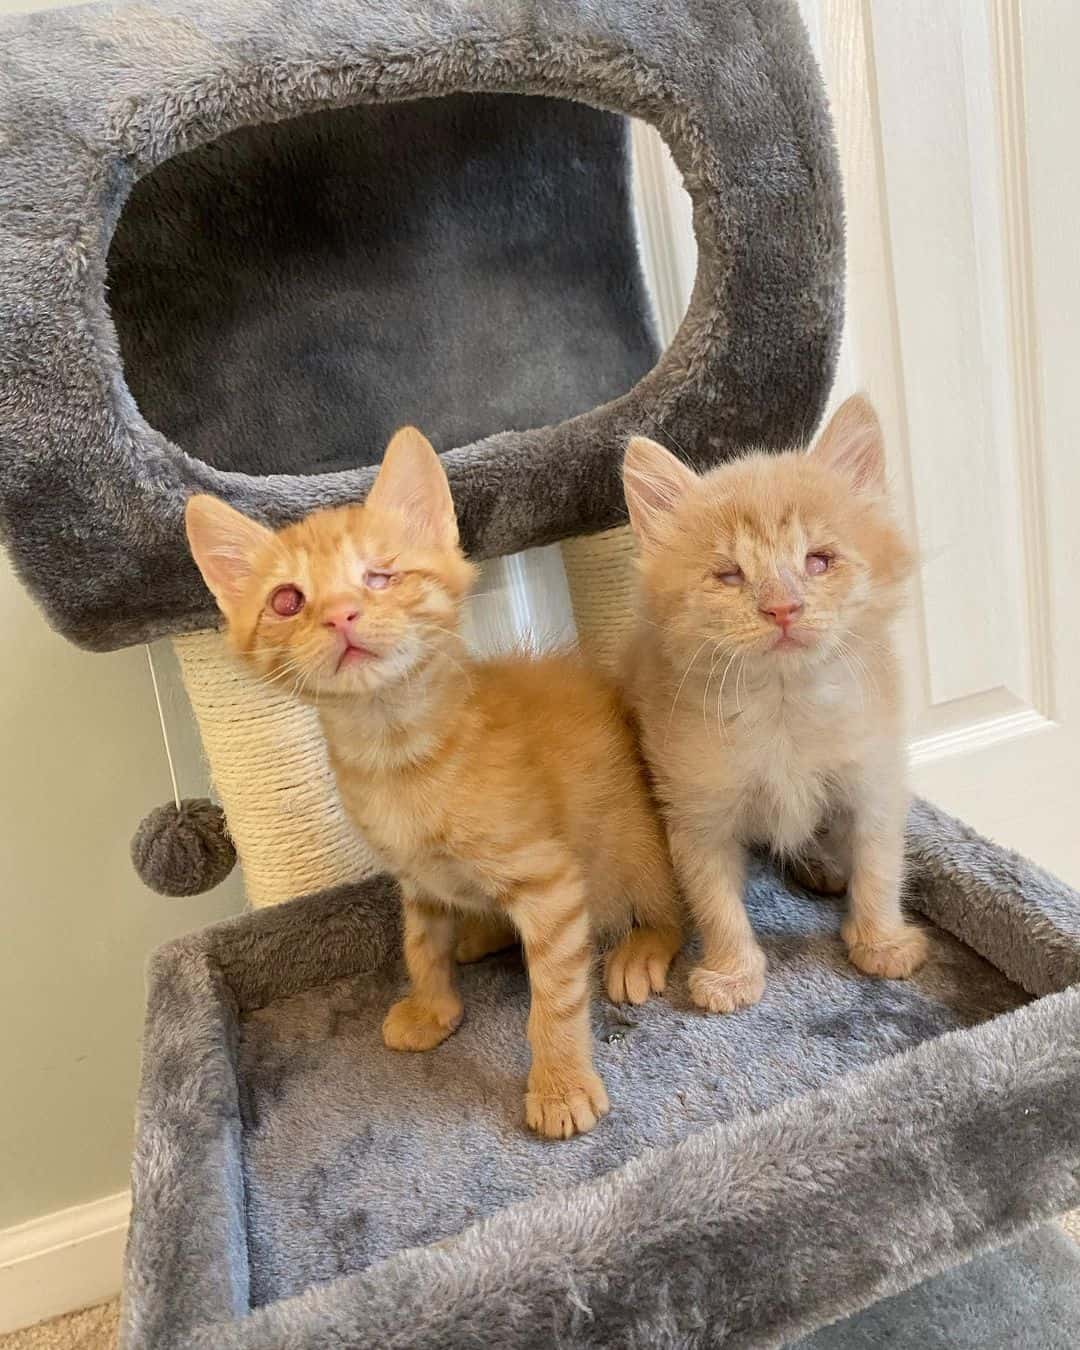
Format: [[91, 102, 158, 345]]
[[786, 810, 852, 896], [605, 926, 682, 1005], [455, 912, 518, 964], [604, 831, 683, 1005], [383, 892, 463, 1052]]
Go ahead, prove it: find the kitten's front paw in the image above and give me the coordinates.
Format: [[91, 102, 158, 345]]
[[382, 995, 463, 1052], [455, 914, 517, 964], [605, 926, 682, 1005], [525, 1068, 610, 1140], [843, 921, 929, 979], [688, 955, 767, 1014]]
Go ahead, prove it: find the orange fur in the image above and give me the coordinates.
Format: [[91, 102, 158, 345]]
[[185, 427, 681, 1139], [623, 396, 928, 1012]]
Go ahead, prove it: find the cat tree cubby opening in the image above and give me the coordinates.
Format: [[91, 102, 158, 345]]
[[106, 95, 658, 482]]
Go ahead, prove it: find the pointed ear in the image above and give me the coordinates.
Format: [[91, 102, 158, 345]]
[[365, 426, 458, 549], [623, 435, 697, 544], [185, 494, 274, 610], [810, 395, 886, 493]]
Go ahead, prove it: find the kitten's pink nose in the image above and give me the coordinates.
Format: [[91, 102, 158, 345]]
[[323, 607, 359, 633], [759, 599, 804, 630]]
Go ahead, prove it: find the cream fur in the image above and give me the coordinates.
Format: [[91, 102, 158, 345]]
[[624, 396, 929, 1012]]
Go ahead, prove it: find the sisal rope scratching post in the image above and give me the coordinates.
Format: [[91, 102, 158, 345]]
[[173, 631, 377, 908], [170, 538, 636, 908], [560, 526, 640, 677]]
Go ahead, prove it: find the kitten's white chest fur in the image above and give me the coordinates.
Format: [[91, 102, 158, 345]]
[[734, 671, 855, 853], [659, 656, 881, 857]]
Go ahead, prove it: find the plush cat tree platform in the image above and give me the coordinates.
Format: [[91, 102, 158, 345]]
[[2, 1, 1078, 1346], [122, 800, 1080, 1348], [799, 1227, 1080, 1350]]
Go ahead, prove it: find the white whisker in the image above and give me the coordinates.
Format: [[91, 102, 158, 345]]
[[416, 628, 475, 691], [665, 637, 712, 745], [714, 646, 740, 743], [835, 632, 878, 702], [702, 642, 724, 736], [831, 638, 870, 712]]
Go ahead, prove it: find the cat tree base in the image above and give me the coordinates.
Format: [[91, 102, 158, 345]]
[[121, 799, 1080, 1348]]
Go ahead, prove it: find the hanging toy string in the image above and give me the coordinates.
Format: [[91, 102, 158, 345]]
[[145, 643, 181, 812], [131, 643, 237, 896]]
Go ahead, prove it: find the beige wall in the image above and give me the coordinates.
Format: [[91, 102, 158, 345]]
[[0, 555, 244, 1228], [0, 0, 243, 1231]]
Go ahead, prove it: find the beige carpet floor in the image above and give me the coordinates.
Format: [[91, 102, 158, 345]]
[[0, 1301, 118, 1350], [5, 1214, 1079, 1349]]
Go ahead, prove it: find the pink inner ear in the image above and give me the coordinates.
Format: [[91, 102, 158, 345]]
[[624, 437, 696, 540], [812, 396, 886, 492], [185, 495, 277, 608], [366, 430, 457, 547], [207, 547, 255, 600]]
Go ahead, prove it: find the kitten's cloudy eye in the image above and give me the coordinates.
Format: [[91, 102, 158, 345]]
[[806, 552, 832, 576], [365, 570, 394, 590], [715, 566, 744, 586], [269, 584, 305, 617]]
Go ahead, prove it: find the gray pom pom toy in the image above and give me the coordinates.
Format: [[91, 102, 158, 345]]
[[131, 799, 236, 898]]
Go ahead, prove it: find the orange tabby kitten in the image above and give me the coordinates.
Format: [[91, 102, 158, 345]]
[[623, 395, 928, 1015], [185, 428, 682, 1139]]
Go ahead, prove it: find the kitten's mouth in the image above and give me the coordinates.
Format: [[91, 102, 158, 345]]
[[335, 640, 380, 673], [771, 631, 808, 651]]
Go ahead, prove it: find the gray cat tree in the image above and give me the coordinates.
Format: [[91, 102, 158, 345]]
[[1, 2, 1078, 1347]]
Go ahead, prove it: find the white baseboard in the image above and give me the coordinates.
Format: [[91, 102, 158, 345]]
[[0, 1191, 130, 1335]]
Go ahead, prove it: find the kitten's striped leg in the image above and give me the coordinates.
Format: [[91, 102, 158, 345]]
[[670, 827, 767, 1014], [382, 891, 464, 1052], [842, 793, 928, 979], [510, 861, 609, 1140]]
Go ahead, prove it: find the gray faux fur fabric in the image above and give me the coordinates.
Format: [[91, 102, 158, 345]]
[[236, 873, 1025, 1307], [794, 1226, 1080, 1350], [108, 95, 658, 479], [121, 799, 1080, 1350], [906, 797, 1080, 997], [0, 0, 842, 650]]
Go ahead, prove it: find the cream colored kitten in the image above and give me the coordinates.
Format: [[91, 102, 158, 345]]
[[623, 395, 928, 1013]]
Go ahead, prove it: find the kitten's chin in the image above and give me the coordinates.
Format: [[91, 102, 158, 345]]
[[321, 659, 397, 698]]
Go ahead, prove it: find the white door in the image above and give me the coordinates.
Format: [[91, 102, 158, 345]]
[[631, 0, 1080, 887]]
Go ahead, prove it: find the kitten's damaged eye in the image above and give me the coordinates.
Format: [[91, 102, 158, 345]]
[[365, 571, 395, 590], [806, 553, 832, 576], [714, 566, 744, 586], [269, 584, 305, 617]]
